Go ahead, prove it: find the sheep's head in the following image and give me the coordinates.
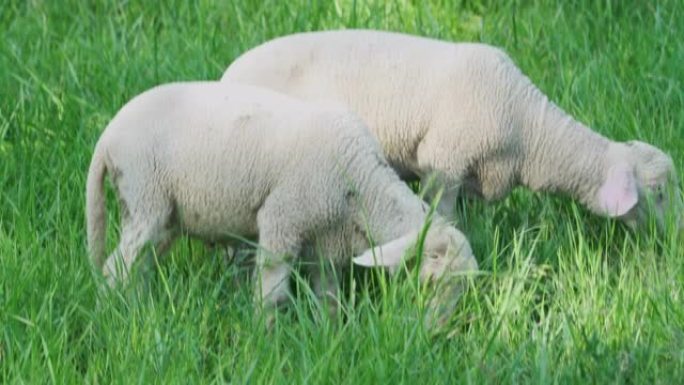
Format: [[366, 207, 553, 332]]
[[416, 224, 478, 281], [596, 141, 682, 232], [352, 221, 477, 330], [352, 221, 477, 279]]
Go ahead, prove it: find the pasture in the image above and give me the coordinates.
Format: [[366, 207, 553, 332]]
[[1, 1, 683, 383]]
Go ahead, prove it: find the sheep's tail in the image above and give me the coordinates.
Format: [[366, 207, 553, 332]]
[[86, 142, 108, 269]]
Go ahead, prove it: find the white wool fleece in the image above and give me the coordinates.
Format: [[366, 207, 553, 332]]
[[85, 81, 477, 317], [222, 29, 681, 230]]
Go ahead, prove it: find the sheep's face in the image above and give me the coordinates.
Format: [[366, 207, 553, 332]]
[[417, 224, 478, 330], [627, 141, 681, 231], [352, 223, 478, 330], [598, 141, 682, 232], [418, 225, 478, 282], [352, 223, 477, 279]]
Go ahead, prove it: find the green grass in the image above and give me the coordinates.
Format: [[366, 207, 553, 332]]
[[1, 0, 683, 383]]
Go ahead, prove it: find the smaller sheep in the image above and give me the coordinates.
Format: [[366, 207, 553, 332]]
[[86, 81, 477, 320], [222, 29, 682, 231]]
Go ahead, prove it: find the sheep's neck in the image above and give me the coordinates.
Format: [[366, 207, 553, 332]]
[[518, 92, 611, 208], [355, 167, 426, 242]]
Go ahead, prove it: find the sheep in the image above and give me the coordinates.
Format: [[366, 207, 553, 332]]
[[85, 81, 478, 322], [221, 29, 682, 231]]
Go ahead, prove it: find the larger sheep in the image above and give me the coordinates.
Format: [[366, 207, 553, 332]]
[[222, 29, 682, 230], [85, 81, 477, 321]]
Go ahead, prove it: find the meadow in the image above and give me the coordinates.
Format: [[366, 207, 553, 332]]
[[1, 0, 683, 383]]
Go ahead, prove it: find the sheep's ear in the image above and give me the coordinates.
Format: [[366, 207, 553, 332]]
[[353, 233, 416, 273], [598, 163, 638, 217]]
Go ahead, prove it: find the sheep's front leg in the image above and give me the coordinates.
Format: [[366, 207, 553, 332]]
[[420, 173, 461, 219], [416, 126, 476, 220], [255, 248, 293, 311], [309, 261, 341, 320], [254, 201, 303, 325]]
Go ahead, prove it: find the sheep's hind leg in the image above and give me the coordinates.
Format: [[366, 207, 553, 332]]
[[137, 229, 177, 282], [102, 203, 173, 288]]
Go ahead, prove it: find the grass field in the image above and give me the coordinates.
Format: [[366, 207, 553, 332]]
[[2, 0, 683, 383]]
